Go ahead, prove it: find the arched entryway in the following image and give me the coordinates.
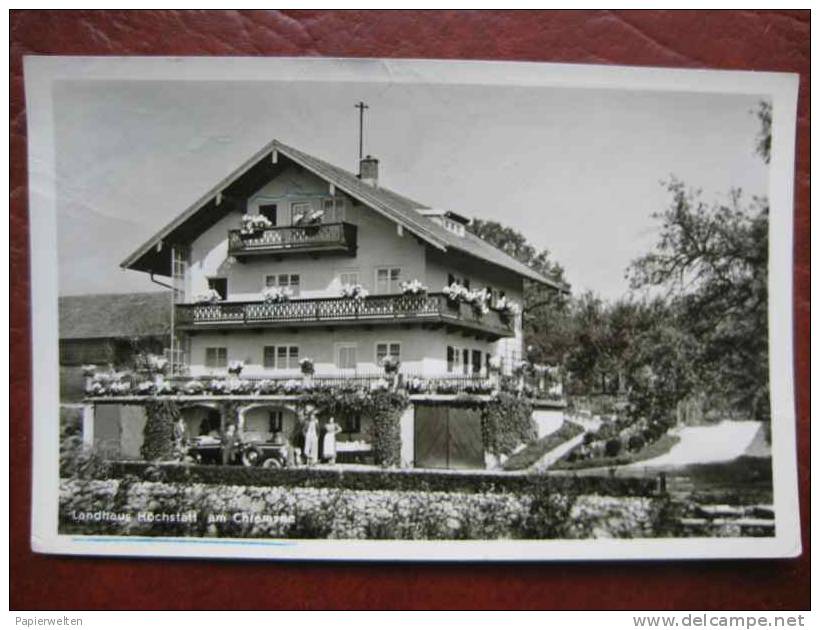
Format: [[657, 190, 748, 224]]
[[179, 403, 222, 440], [238, 403, 299, 445]]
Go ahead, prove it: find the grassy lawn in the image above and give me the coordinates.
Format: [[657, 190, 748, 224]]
[[503, 420, 585, 471], [550, 433, 681, 471]]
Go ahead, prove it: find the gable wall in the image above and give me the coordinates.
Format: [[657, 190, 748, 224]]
[[186, 165, 427, 301]]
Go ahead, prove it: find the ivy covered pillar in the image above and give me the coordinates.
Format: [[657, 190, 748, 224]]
[[140, 399, 180, 461]]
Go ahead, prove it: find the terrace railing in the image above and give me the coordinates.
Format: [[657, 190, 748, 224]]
[[228, 222, 357, 258], [175, 293, 515, 338]]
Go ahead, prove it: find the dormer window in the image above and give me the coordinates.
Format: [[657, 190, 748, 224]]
[[442, 217, 465, 237]]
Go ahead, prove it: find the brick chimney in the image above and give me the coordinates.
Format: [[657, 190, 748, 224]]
[[359, 155, 379, 186]]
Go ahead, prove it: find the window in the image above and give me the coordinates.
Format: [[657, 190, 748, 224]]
[[205, 347, 227, 368], [447, 346, 462, 373], [376, 267, 401, 294], [442, 217, 465, 236], [207, 277, 227, 300], [462, 349, 470, 375], [336, 343, 358, 370], [447, 273, 469, 289], [341, 414, 361, 434], [339, 271, 359, 288], [376, 342, 401, 365], [266, 273, 300, 297], [291, 201, 312, 223], [263, 345, 299, 369], [258, 203, 277, 225], [322, 197, 346, 222], [472, 350, 482, 374], [269, 411, 284, 433]]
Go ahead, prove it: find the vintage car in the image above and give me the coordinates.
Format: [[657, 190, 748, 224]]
[[183, 435, 290, 468]]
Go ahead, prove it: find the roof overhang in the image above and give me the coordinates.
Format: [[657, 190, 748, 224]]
[[121, 140, 448, 276]]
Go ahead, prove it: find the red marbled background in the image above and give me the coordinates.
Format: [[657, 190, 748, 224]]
[[10, 10, 810, 610]]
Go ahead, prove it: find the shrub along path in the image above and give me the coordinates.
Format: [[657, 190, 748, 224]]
[[502, 421, 586, 472]]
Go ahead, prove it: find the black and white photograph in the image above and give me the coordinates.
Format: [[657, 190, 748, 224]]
[[25, 56, 800, 560]]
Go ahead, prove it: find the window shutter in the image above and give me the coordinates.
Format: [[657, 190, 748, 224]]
[[447, 346, 454, 372]]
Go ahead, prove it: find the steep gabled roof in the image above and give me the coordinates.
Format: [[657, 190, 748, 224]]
[[122, 139, 568, 291], [59, 292, 172, 340]]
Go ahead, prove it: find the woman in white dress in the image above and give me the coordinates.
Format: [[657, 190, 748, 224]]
[[302, 414, 319, 466], [322, 417, 342, 464]]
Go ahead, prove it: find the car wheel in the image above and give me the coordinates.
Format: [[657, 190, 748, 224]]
[[242, 446, 263, 467], [261, 457, 283, 469]]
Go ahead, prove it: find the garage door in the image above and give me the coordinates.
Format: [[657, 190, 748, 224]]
[[414, 404, 484, 469]]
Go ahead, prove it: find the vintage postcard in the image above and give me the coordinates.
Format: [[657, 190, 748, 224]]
[[25, 56, 800, 560]]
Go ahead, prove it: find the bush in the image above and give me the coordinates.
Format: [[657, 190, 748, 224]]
[[604, 438, 622, 457], [627, 435, 646, 452], [503, 421, 585, 471], [107, 461, 658, 497], [59, 478, 668, 540], [481, 393, 536, 456], [141, 400, 179, 461]]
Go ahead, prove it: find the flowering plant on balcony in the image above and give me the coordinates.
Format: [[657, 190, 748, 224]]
[[194, 289, 223, 304], [81, 364, 97, 377], [307, 209, 324, 224], [464, 380, 495, 395], [400, 279, 428, 295], [466, 289, 490, 316], [239, 213, 274, 236], [85, 381, 108, 397], [380, 355, 401, 374], [227, 360, 244, 376], [135, 381, 156, 395], [340, 284, 369, 301], [442, 281, 470, 303], [442, 283, 489, 315], [207, 379, 228, 395], [183, 379, 205, 395], [156, 381, 178, 396], [227, 378, 253, 395], [299, 357, 315, 376], [405, 377, 428, 394], [494, 295, 521, 323], [369, 378, 390, 392], [282, 378, 304, 394], [262, 286, 292, 304], [109, 380, 132, 396]]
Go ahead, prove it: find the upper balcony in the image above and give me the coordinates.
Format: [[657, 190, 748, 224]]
[[175, 293, 515, 340], [227, 222, 357, 260]]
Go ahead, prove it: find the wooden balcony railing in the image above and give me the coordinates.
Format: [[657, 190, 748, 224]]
[[175, 293, 515, 339], [228, 222, 357, 258]]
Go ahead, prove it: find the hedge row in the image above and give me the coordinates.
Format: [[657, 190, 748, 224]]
[[108, 461, 660, 497]]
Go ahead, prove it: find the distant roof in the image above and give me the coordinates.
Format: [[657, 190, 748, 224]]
[[59, 292, 171, 340], [122, 139, 569, 291]]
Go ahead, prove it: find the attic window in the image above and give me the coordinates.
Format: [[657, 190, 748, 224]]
[[442, 217, 465, 237]]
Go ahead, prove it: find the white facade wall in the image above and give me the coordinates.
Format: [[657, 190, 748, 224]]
[[181, 163, 526, 376], [186, 327, 500, 378]]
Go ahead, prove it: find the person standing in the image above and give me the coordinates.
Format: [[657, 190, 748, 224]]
[[322, 417, 342, 464], [302, 413, 319, 466], [222, 423, 240, 466]]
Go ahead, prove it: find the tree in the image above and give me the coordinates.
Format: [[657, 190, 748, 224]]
[[467, 219, 571, 365], [628, 179, 769, 418]]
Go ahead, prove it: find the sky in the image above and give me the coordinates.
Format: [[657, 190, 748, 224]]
[[54, 77, 768, 300]]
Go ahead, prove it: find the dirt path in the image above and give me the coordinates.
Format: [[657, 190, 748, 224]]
[[624, 420, 763, 469]]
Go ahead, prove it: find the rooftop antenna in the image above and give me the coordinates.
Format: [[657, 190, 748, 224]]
[[355, 101, 369, 163]]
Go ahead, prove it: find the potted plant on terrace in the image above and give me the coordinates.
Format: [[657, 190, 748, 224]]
[[239, 213, 274, 236]]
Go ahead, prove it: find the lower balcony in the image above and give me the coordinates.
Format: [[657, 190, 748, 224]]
[[175, 293, 515, 340], [228, 222, 357, 259]]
